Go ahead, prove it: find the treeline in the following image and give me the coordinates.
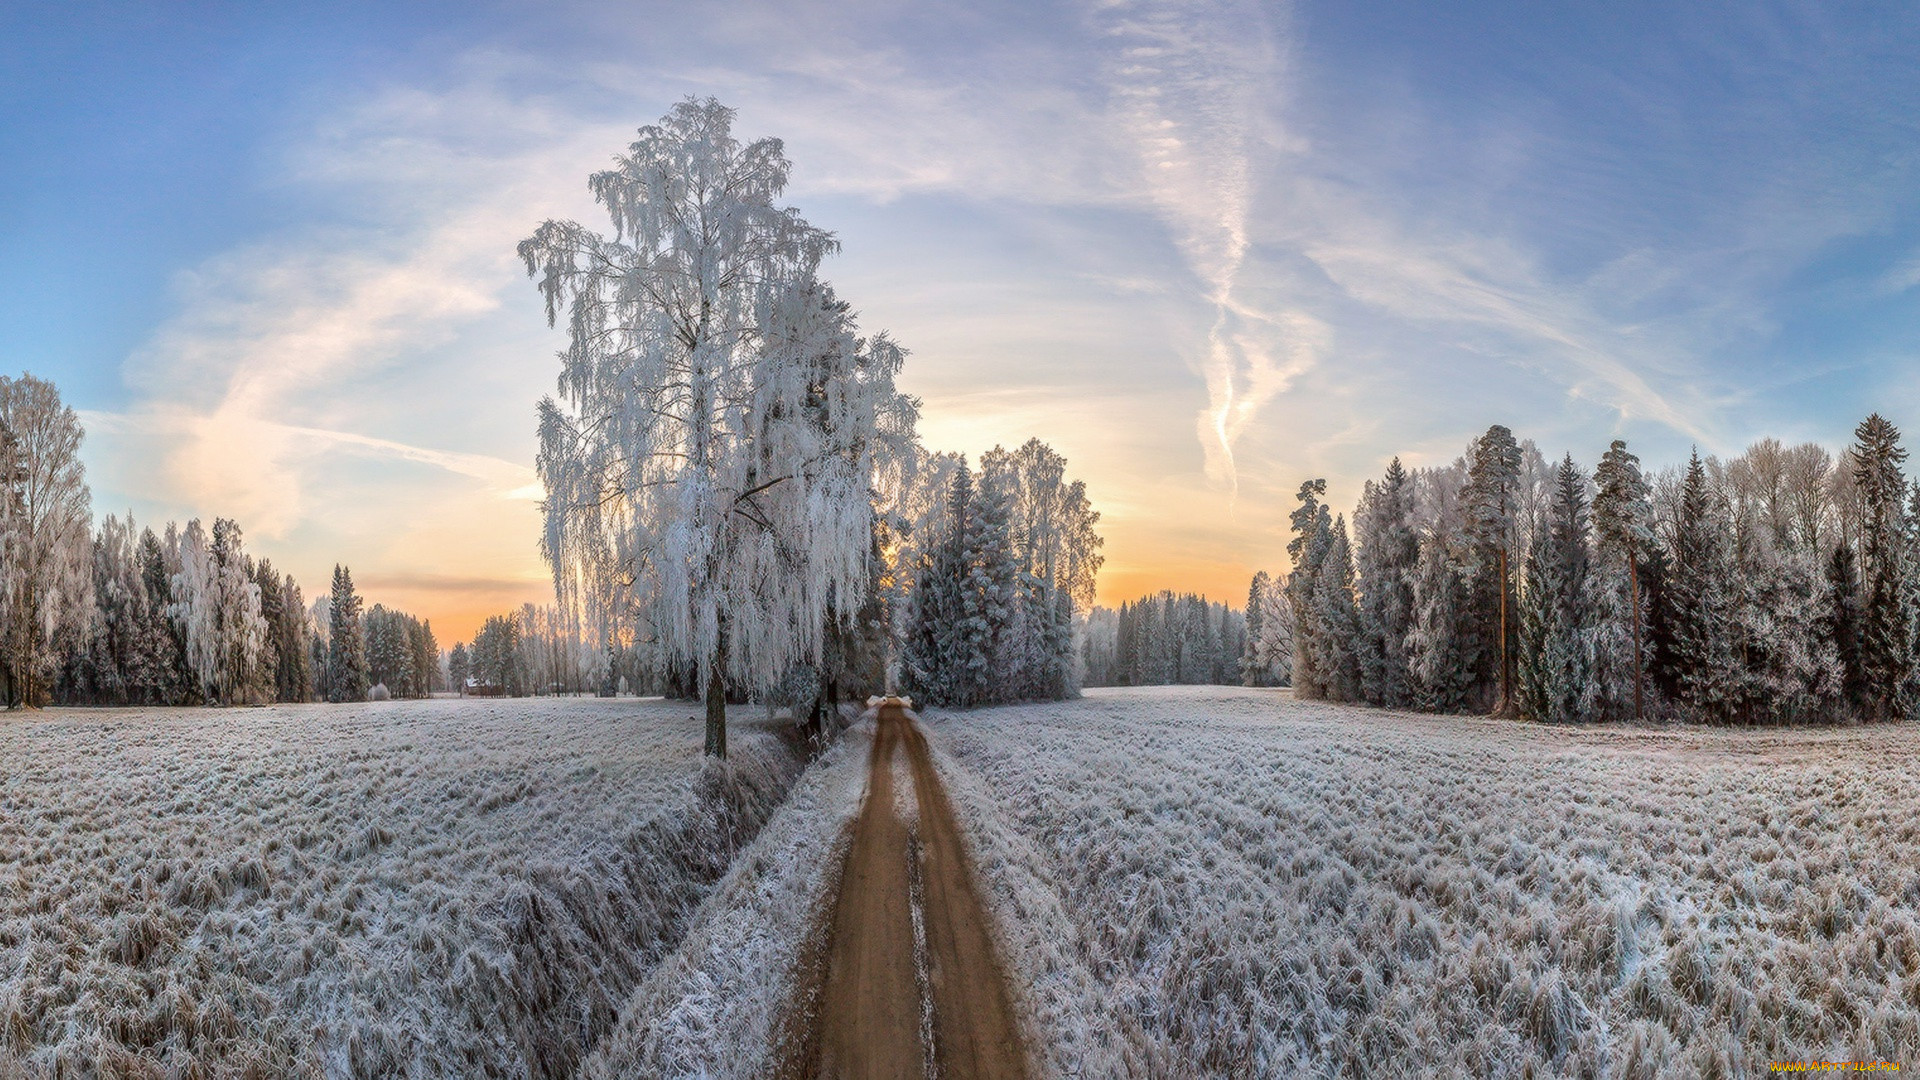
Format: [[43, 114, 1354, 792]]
[[1080, 592, 1247, 687], [0, 368, 446, 707], [310, 565, 444, 703], [447, 604, 632, 697], [900, 439, 1103, 707], [56, 519, 442, 707], [1268, 416, 1920, 725]]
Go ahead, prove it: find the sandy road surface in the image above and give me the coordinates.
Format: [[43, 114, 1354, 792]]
[[782, 703, 1029, 1079]]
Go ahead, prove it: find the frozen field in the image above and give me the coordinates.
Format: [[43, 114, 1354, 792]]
[[928, 686, 1920, 1077], [0, 697, 807, 1078]]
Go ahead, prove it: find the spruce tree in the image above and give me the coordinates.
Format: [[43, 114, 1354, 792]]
[[1241, 571, 1268, 685], [1313, 519, 1363, 701], [449, 641, 471, 695], [1825, 542, 1865, 711], [1285, 479, 1333, 697], [1850, 414, 1911, 720], [1463, 425, 1524, 714], [1523, 455, 1593, 723], [960, 461, 1017, 703], [1591, 439, 1652, 719], [1355, 458, 1418, 707], [904, 460, 974, 706], [1668, 451, 1736, 721], [327, 565, 369, 703]]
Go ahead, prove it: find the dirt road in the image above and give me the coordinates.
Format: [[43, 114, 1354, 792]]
[[782, 703, 1030, 1079]]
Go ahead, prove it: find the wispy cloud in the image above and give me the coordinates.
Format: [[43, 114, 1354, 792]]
[[1097, 0, 1316, 496]]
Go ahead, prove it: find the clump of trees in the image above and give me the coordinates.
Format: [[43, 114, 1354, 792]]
[[1080, 592, 1244, 688], [524, 100, 1104, 751], [446, 603, 618, 697], [1271, 417, 1920, 725], [0, 371, 448, 707], [899, 440, 1104, 707]]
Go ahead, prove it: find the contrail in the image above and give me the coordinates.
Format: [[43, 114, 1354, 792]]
[[1100, 0, 1308, 501]]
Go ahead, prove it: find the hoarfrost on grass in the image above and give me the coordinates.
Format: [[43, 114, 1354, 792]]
[[929, 685, 1920, 1077], [0, 696, 807, 1077], [584, 705, 872, 1079]]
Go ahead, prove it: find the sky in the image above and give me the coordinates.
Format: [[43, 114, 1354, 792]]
[[8, 1, 1920, 642]]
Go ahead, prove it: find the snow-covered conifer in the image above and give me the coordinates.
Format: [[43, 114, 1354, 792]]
[[1354, 458, 1418, 707], [1849, 414, 1912, 720], [1313, 519, 1363, 701], [1518, 456, 1593, 723], [449, 641, 471, 695], [1463, 425, 1524, 714], [1667, 451, 1738, 721], [1285, 479, 1334, 698], [326, 565, 369, 703], [1591, 439, 1652, 720]]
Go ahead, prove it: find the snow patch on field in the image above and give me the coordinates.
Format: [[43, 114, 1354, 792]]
[[582, 715, 872, 1078], [927, 685, 1920, 1076], [0, 697, 807, 1077]]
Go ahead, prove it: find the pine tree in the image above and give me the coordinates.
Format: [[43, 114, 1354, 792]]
[[905, 460, 974, 706], [1667, 451, 1737, 721], [276, 574, 312, 702], [1408, 534, 1478, 712], [1521, 455, 1593, 723], [327, 565, 369, 703], [1355, 458, 1418, 707], [139, 527, 188, 704], [1850, 414, 1911, 720], [449, 641, 471, 695], [1286, 479, 1334, 698], [1314, 519, 1363, 701], [1463, 425, 1524, 714], [959, 459, 1017, 704], [1591, 439, 1652, 720], [1826, 542, 1865, 711]]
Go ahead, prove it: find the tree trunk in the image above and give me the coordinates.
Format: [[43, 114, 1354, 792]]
[[705, 623, 729, 759], [1496, 546, 1511, 715]]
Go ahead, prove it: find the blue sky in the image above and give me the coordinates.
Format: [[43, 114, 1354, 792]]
[[8, 1, 1920, 636]]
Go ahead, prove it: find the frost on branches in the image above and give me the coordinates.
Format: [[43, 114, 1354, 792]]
[[520, 99, 917, 757], [0, 373, 93, 709]]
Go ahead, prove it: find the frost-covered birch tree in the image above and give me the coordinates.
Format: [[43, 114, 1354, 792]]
[[0, 374, 94, 708], [521, 99, 916, 757]]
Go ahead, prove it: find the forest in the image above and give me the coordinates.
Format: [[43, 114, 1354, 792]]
[[1272, 419, 1920, 725]]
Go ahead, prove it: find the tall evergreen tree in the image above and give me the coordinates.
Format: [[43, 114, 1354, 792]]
[[1408, 532, 1478, 711], [958, 459, 1017, 704], [1355, 458, 1418, 707], [449, 641, 471, 695], [1313, 519, 1363, 701], [1520, 456, 1593, 723], [1850, 414, 1911, 720], [1286, 479, 1334, 698], [1667, 451, 1737, 721], [327, 565, 369, 703], [1825, 542, 1865, 711], [1591, 440, 1652, 720], [904, 460, 973, 706], [1463, 425, 1524, 714]]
